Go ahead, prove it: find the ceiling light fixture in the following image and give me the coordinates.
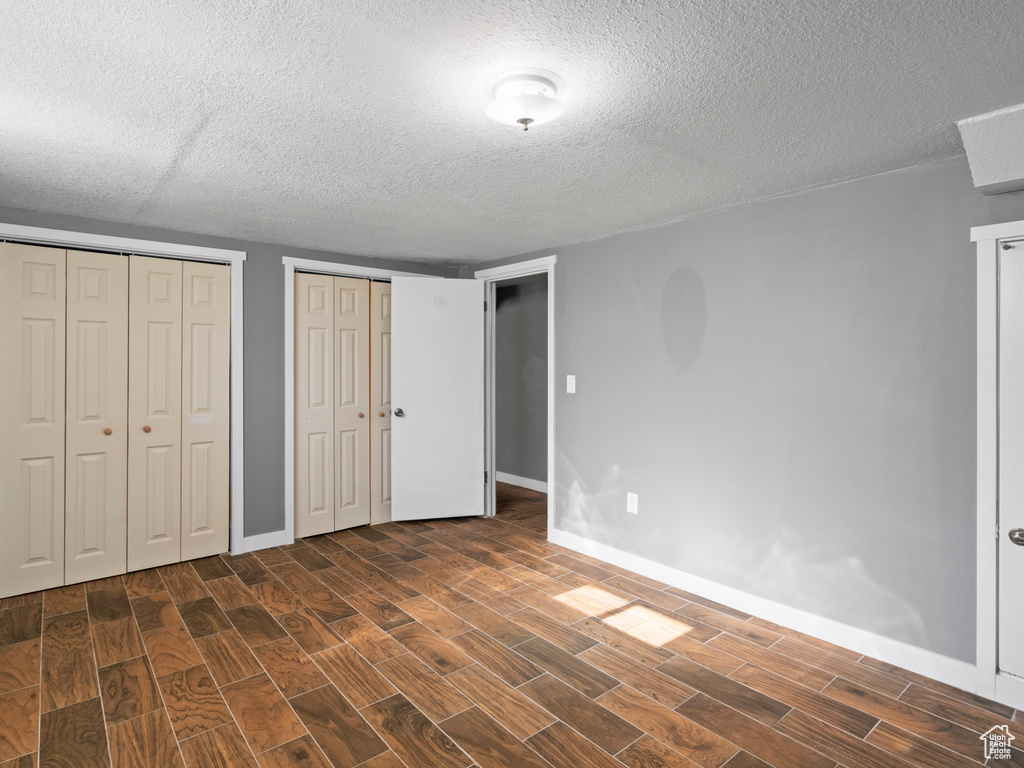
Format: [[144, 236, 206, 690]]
[[485, 68, 565, 131]]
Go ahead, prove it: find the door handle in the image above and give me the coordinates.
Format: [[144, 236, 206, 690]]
[[142, 425, 152, 433], [358, 413, 365, 418], [1010, 528, 1024, 546], [394, 408, 405, 417], [378, 411, 385, 417], [103, 428, 112, 436]]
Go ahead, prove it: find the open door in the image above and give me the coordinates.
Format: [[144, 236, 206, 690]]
[[390, 277, 485, 521], [999, 244, 1024, 682]]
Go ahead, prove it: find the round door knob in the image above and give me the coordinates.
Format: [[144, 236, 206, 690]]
[[1010, 528, 1024, 546], [378, 411, 385, 417], [103, 428, 112, 436], [394, 408, 404, 417], [142, 425, 152, 433], [358, 412, 365, 418]]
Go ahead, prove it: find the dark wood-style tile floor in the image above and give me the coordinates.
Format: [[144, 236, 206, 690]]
[[1, 483, 1021, 768]]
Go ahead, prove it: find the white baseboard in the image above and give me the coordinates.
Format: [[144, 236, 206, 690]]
[[242, 529, 294, 553], [548, 528, 978, 695], [495, 471, 548, 493], [995, 673, 1024, 710]]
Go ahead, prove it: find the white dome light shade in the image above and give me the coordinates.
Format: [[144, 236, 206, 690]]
[[485, 69, 566, 130], [485, 92, 564, 127]]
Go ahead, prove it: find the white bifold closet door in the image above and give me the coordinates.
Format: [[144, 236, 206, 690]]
[[0, 245, 230, 596], [296, 273, 334, 538], [333, 278, 370, 536], [295, 273, 373, 538], [180, 261, 232, 561], [1, 244, 68, 596], [65, 250, 129, 583], [370, 281, 392, 523], [128, 256, 184, 570], [128, 256, 231, 571], [334, 276, 371, 530]]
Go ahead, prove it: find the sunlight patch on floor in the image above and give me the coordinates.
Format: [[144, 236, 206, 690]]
[[554, 585, 632, 616], [615, 603, 696, 647], [602, 609, 649, 631]]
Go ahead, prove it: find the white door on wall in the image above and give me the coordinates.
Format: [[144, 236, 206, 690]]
[[999, 244, 1024, 680], [390, 277, 485, 521]]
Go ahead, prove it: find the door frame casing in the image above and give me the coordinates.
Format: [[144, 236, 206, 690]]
[[0, 222, 248, 554], [973, 218, 1024, 710], [281, 257, 427, 548], [474, 256, 556, 535]]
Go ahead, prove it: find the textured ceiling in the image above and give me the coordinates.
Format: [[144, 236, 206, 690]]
[[4, 0, 1024, 265]]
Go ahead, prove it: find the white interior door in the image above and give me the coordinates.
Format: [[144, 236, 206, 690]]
[[390, 277, 484, 521], [999, 244, 1024, 679]]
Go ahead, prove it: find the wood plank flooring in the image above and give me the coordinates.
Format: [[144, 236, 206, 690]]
[[1, 482, 1021, 767]]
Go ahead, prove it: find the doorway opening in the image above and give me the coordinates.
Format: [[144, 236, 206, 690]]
[[477, 256, 556, 534], [493, 273, 548, 514]]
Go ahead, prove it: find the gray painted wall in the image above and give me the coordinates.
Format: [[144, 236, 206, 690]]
[[0, 206, 455, 537], [495, 275, 548, 483], [494, 156, 1024, 663]]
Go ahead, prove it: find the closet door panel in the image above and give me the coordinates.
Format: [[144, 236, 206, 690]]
[[370, 281, 392, 524], [334, 277, 370, 531], [64, 251, 128, 584], [0, 244, 66, 597], [296, 273, 335, 538], [128, 256, 183, 570], [181, 261, 231, 560]]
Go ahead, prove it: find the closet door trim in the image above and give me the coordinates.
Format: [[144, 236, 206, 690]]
[[0, 222, 246, 555], [282, 257, 423, 549]]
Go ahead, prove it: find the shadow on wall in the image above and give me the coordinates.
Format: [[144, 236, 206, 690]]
[[660, 267, 707, 375], [747, 535, 927, 649], [555, 448, 928, 653]]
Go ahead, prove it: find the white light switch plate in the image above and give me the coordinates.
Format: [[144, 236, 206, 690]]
[[566, 375, 576, 394], [626, 492, 639, 514]]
